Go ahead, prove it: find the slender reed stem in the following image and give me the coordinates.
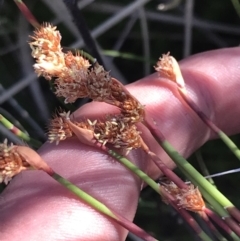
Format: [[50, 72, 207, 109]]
[[98, 146, 214, 241], [0, 114, 41, 148], [205, 208, 240, 241], [147, 150, 188, 189], [144, 117, 240, 223], [97, 145, 160, 194], [199, 211, 229, 241], [52, 171, 158, 241], [14, 0, 40, 28], [62, 0, 105, 66]]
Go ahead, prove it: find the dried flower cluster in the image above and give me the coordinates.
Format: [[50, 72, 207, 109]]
[[48, 111, 142, 153], [154, 52, 175, 81], [161, 181, 205, 212], [0, 140, 30, 184], [29, 24, 144, 121], [154, 52, 185, 89], [30, 24, 145, 151]]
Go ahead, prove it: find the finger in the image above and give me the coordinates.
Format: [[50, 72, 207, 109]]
[[0, 140, 147, 241], [1, 47, 240, 241]]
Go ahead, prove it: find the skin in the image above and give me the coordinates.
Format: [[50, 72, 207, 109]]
[[1, 47, 240, 241]]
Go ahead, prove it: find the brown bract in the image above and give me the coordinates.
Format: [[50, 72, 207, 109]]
[[14, 146, 53, 175]]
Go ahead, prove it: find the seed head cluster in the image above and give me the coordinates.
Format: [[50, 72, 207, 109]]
[[154, 52, 176, 81], [161, 181, 205, 212], [48, 112, 142, 153], [29, 24, 145, 151], [0, 140, 30, 184]]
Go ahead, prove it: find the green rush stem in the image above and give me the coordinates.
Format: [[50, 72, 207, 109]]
[[0, 114, 30, 141], [107, 149, 160, 194], [107, 148, 214, 241], [14, 0, 40, 28], [52, 172, 158, 241], [145, 120, 240, 235], [147, 151, 188, 189], [205, 208, 240, 241], [0, 114, 41, 148], [181, 164, 240, 236], [179, 88, 240, 162], [161, 140, 233, 210], [198, 232, 215, 241], [59, 126, 214, 240], [199, 211, 228, 241], [176, 161, 240, 236], [52, 173, 115, 218], [144, 119, 240, 212], [196, 150, 215, 187]]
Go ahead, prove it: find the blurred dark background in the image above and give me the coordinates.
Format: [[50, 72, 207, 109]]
[[0, 1, 240, 240]]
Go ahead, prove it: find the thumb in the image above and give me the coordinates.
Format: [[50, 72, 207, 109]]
[[1, 47, 240, 241]]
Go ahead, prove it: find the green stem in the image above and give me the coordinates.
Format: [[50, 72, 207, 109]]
[[161, 140, 233, 208], [196, 150, 215, 187], [218, 131, 240, 161], [53, 172, 115, 218], [52, 172, 158, 241], [107, 149, 214, 241], [0, 114, 41, 148], [107, 149, 160, 194], [198, 231, 214, 241], [144, 118, 240, 216]]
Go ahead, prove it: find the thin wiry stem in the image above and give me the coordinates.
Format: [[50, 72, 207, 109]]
[[138, 7, 150, 75], [183, 0, 194, 57], [0, 125, 24, 145], [71, 0, 152, 48], [63, 0, 105, 66], [52, 172, 158, 241], [0, 85, 45, 140], [109, 13, 138, 62], [90, 2, 240, 36], [0, 72, 37, 104], [195, 150, 215, 187]]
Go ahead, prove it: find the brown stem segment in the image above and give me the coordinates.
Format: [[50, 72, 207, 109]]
[[224, 217, 240, 237], [111, 210, 158, 241], [226, 206, 240, 224], [178, 88, 220, 133], [14, 0, 40, 28], [204, 208, 232, 235]]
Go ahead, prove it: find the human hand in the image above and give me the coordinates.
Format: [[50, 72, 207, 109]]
[[1, 47, 240, 241]]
